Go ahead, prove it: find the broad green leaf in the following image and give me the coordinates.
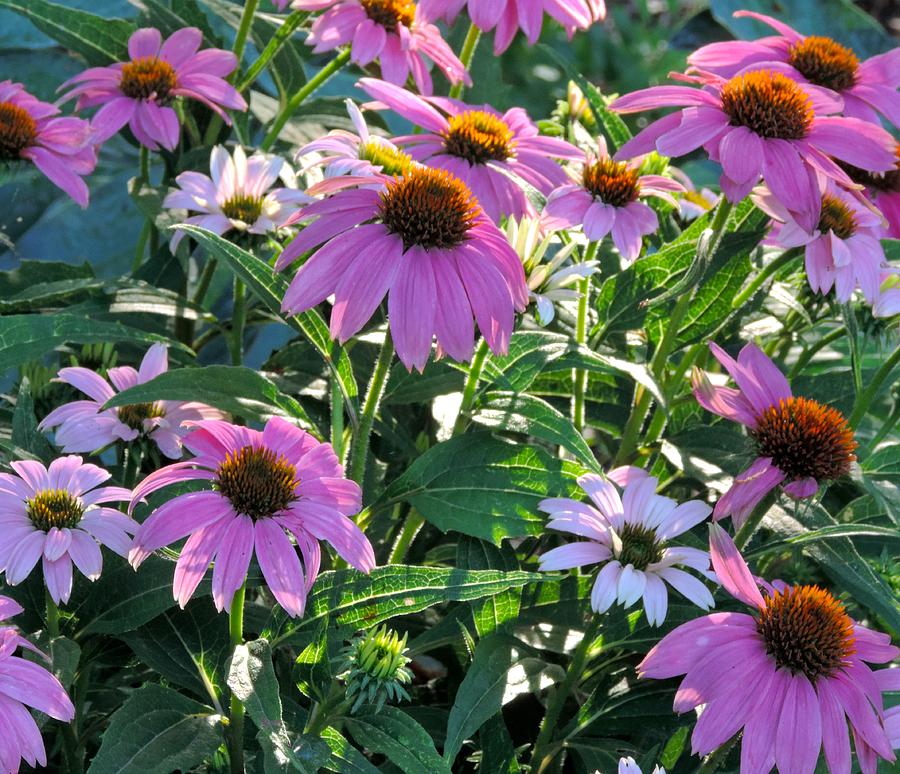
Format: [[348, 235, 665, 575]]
[[384, 359, 465, 405], [384, 433, 582, 544], [0, 0, 133, 65], [862, 444, 900, 483], [0, 314, 185, 373], [456, 537, 522, 637], [104, 364, 311, 425], [294, 616, 334, 700], [176, 225, 359, 423], [11, 378, 54, 463], [480, 331, 571, 393], [138, 0, 220, 48], [560, 348, 667, 412], [87, 684, 223, 774], [24, 634, 81, 691], [473, 391, 600, 471], [478, 714, 521, 774], [346, 706, 449, 774], [320, 726, 380, 774], [0, 259, 93, 296], [744, 524, 900, 559], [659, 726, 690, 768]]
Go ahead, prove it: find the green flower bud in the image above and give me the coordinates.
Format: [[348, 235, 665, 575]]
[[339, 625, 413, 714]]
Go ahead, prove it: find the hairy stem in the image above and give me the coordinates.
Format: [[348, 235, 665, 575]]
[[452, 338, 490, 435], [448, 22, 480, 100], [348, 331, 395, 488], [228, 584, 247, 774]]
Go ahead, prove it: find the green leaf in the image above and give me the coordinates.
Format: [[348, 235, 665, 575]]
[[103, 365, 311, 425], [744, 524, 900, 559], [24, 634, 81, 692], [384, 432, 582, 544], [176, 225, 359, 424], [87, 684, 223, 774], [320, 726, 380, 774], [294, 616, 334, 700], [456, 537, 521, 637], [0, 314, 186, 373], [0, 0, 132, 65], [0, 259, 93, 296], [478, 714, 521, 773], [473, 391, 599, 471], [480, 331, 571, 393], [346, 706, 449, 774], [659, 726, 690, 768], [11, 378, 54, 463], [862, 444, 900, 483], [138, 0, 220, 48]]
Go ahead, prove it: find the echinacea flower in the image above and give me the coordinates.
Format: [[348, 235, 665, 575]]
[[39, 343, 225, 459], [542, 137, 684, 261], [128, 418, 375, 617], [60, 27, 246, 150], [610, 67, 897, 232], [538, 470, 714, 626], [874, 271, 900, 319], [837, 144, 900, 239], [640, 524, 899, 773], [293, 0, 469, 95], [0, 456, 136, 604], [754, 182, 886, 304], [692, 341, 857, 527], [618, 757, 665, 774], [877, 669, 900, 750], [0, 80, 96, 207], [0, 597, 75, 772], [688, 11, 900, 129], [277, 164, 528, 371], [358, 78, 581, 223], [164, 144, 310, 251], [419, 0, 606, 54]]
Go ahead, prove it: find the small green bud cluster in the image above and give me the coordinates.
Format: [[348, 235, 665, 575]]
[[340, 625, 413, 714]]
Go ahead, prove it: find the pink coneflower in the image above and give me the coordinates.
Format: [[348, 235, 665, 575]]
[[541, 137, 684, 261], [689, 11, 900, 129], [358, 78, 581, 223], [692, 341, 857, 527], [640, 524, 898, 773], [292, 0, 469, 95], [878, 669, 900, 750], [419, 0, 606, 54], [538, 471, 714, 625], [0, 456, 136, 604], [610, 68, 896, 232], [837, 144, 900, 239], [128, 418, 374, 617], [277, 165, 528, 371], [874, 271, 900, 319], [0, 80, 96, 207], [164, 144, 310, 251], [60, 27, 246, 151], [754, 182, 886, 304], [39, 343, 225, 460], [0, 598, 75, 772]]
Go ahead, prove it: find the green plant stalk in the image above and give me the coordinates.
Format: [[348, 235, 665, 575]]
[[46, 589, 60, 637], [841, 303, 864, 398], [121, 445, 143, 490], [132, 147, 153, 271], [452, 338, 490, 435], [228, 583, 247, 774], [331, 378, 345, 462], [788, 325, 845, 378], [261, 49, 351, 151], [730, 247, 801, 309], [237, 11, 309, 92], [231, 0, 260, 68], [848, 344, 900, 428], [388, 511, 425, 564], [448, 22, 481, 100], [572, 241, 598, 433], [229, 277, 247, 366], [733, 492, 778, 551], [348, 331, 395, 488]]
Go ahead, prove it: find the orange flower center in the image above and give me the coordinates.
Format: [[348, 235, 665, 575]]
[[788, 36, 859, 92], [361, 0, 416, 28], [720, 71, 813, 140], [838, 144, 900, 194], [26, 489, 84, 530], [378, 166, 480, 250], [817, 194, 857, 239], [757, 585, 855, 682], [582, 158, 640, 207], [0, 101, 37, 160], [120, 57, 177, 102], [117, 401, 166, 431], [215, 445, 298, 520], [751, 396, 856, 483], [443, 110, 515, 165]]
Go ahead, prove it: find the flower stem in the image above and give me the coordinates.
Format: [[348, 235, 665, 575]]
[[731, 247, 801, 310], [237, 11, 309, 92], [121, 444, 143, 490], [848, 343, 900, 429], [138, 145, 150, 184], [448, 22, 480, 100], [228, 583, 247, 774], [529, 616, 600, 773], [572, 242, 597, 433], [733, 491, 778, 551], [388, 511, 425, 564], [331, 377, 345, 462], [452, 338, 490, 435], [192, 258, 219, 306], [261, 48, 351, 151], [348, 331, 395, 488], [46, 589, 60, 637], [229, 277, 246, 366], [231, 0, 260, 69]]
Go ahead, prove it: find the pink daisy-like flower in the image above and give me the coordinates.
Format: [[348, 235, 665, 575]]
[[39, 343, 225, 460], [692, 341, 857, 527], [128, 417, 374, 617], [277, 164, 528, 371], [609, 67, 896, 232], [837, 143, 900, 239], [293, 0, 469, 95], [164, 144, 310, 252], [688, 11, 900, 129], [874, 271, 900, 319], [878, 669, 900, 750], [538, 469, 714, 626], [753, 182, 886, 304], [640, 524, 899, 773], [0, 80, 96, 207], [541, 137, 684, 261], [0, 456, 137, 604], [0, 597, 75, 772], [60, 27, 246, 151], [419, 0, 606, 54], [358, 78, 582, 223]]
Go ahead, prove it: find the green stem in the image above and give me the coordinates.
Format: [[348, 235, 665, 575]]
[[530, 617, 600, 774], [122, 445, 142, 489], [237, 11, 309, 92], [452, 338, 490, 435], [848, 344, 900, 429], [132, 220, 152, 273], [733, 492, 777, 551], [572, 242, 597, 434], [138, 145, 150, 184], [231, 0, 260, 68], [731, 248, 800, 310], [788, 325, 845, 378], [448, 22, 480, 100], [229, 277, 247, 366], [388, 512, 425, 564], [228, 584, 246, 774], [842, 303, 863, 398], [261, 49, 351, 151], [46, 589, 60, 637], [331, 377, 345, 462], [193, 258, 219, 306], [348, 331, 395, 487]]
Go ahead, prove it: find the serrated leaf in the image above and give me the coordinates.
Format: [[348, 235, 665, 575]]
[[480, 331, 571, 393], [456, 537, 521, 637], [320, 726, 380, 774], [862, 444, 900, 483], [346, 706, 449, 774]]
